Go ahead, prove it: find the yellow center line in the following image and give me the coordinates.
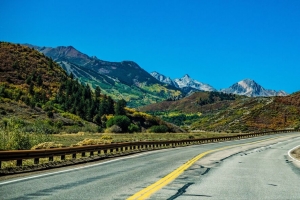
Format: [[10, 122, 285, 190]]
[[127, 135, 285, 200]]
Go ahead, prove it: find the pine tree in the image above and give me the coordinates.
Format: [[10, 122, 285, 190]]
[[115, 99, 127, 115], [95, 86, 101, 99]]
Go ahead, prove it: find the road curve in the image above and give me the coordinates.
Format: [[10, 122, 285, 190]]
[[151, 134, 300, 200], [0, 132, 299, 200]]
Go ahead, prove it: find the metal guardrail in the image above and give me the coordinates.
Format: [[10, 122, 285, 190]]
[[0, 130, 297, 168]]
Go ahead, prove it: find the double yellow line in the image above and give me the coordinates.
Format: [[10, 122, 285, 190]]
[[127, 135, 284, 200]]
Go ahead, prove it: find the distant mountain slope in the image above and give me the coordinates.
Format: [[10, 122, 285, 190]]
[[25, 44, 182, 107], [140, 91, 237, 114], [150, 72, 216, 93], [174, 74, 216, 92], [191, 91, 300, 132], [221, 79, 288, 97], [140, 87, 299, 132], [150, 71, 178, 88]]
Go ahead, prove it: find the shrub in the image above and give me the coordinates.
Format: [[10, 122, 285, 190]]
[[7, 131, 31, 150], [105, 125, 122, 133], [148, 125, 169, 133], [128, 123, 140, 133], [106, 115, 131, 132], [31, 142, 63, 149]]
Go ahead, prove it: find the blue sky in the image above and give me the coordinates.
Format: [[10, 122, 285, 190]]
[[1, 0, 300, 93]]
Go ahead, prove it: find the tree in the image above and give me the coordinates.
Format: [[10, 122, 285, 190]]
[[29, 82, 34, 95], [106, 115, 131, 132], [114, 99, 127, 115], [70, 72, 74, 80], [95, 86, 101, 99], [37, 75, 43, 86], [148, 125, 169, 133]]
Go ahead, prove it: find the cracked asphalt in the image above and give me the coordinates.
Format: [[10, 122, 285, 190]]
[[152, 133, 300, 200]]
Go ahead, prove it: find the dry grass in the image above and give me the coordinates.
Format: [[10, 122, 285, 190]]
[[51, 131, 242, 147], [291, 147, 300, 160]]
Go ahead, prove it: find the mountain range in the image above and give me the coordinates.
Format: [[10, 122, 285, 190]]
[[150, 71, 288, 97], [25, 44, 182, 107], [25, 44, 288, 108]]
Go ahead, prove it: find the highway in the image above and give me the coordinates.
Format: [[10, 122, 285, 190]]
[[0, 132, 299, 200]]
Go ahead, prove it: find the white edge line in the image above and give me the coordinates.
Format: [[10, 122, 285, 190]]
[[0, 150, 168, 186], [288, 145, 300, 162]]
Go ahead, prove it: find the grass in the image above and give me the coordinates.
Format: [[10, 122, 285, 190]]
[[51, 131, 242, 147]]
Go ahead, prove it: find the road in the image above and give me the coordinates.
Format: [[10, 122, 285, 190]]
[[151, 133, 300, 200], [0, 132, 299, 200]]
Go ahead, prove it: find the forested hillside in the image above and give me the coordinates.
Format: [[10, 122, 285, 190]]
[[0, 42, 184, 139], [141, 90, 300, 132]]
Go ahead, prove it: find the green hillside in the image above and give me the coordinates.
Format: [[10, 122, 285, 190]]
[[26, 44, 183, 107], [140, 91, 300, 132], [0, 42, 185, 150]]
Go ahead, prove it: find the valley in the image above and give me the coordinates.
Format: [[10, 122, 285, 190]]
[[0, 41, 299, 154]]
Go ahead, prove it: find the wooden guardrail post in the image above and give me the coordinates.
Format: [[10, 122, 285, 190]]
[[16, 159, 22, 166], [82, 152, 86, 157], [49, 156, 53, 162], [72, 153, 76, 159], [34, 158, 39, 165], [61, 155, 65, 160]]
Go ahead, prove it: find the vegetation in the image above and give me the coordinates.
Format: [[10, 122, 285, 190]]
[[0, 42, 185, 150], [141, 90, 300, 132]]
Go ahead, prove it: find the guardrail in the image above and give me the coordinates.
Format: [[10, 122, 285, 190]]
[[0, 129, 297, 169]]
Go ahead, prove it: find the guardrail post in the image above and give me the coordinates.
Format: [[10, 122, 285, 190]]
[[17, 159, 22, 166], [90, 151, 94, 156], [98, 150, 101, 155], [34, 158, 39, 165], [72, 154, 76, 159], [49, 156, 53, 162], [61, 155, 65, 160], [0, 161, 1, 168], [82, 152, 86, 157]]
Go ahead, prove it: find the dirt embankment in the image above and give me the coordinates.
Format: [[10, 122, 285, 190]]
[[291, 147, 300, 160]]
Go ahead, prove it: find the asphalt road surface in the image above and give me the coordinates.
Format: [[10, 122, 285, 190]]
[[0, 132, 299, 200]]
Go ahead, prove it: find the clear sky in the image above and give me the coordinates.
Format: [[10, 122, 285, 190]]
[[1, 0, 299, 93]]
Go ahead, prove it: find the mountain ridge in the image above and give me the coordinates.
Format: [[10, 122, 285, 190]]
[[25, 44, 183, 107], [151, 71, 288, 97], [25, 44, 288, 101], [221, 79, 288, 97]]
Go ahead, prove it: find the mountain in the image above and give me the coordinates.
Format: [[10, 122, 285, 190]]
[[140, 91, 237, 114], [150, 72, 216, 94], [140, 89, 300, 132], [0, 42, 185, 135], [150, 71, 179, 88], [25, 44, 182, 107], [221, 79, 288, 97], [174, 74, 216, 92]]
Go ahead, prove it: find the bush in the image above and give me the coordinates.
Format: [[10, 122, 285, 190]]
[[105, 125, 122, 133], [31, 142, 63, 149], [128, 123, 140, 133], [7, 131, 31, 150], [148, 125, 169, 133], [106, 115, 131, 132]]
